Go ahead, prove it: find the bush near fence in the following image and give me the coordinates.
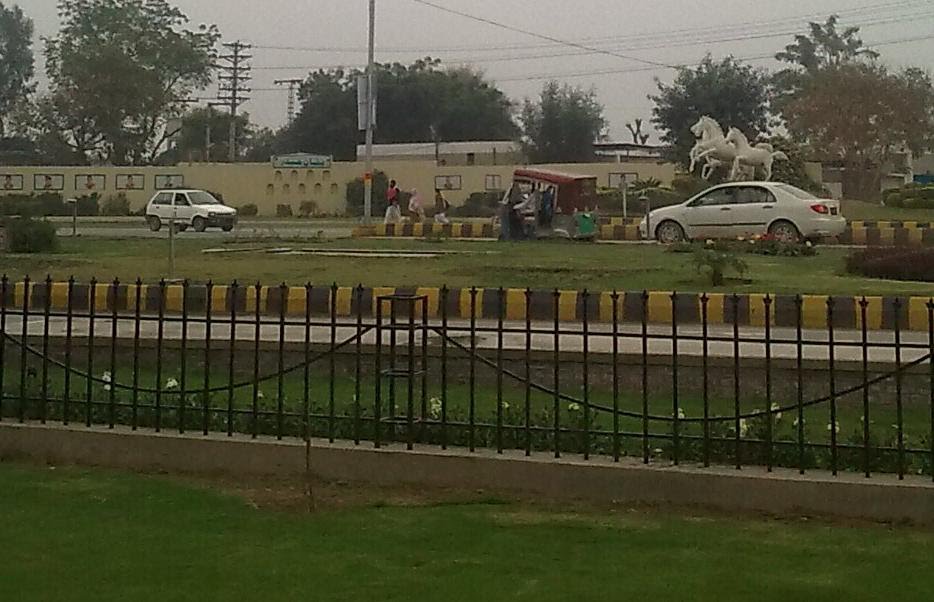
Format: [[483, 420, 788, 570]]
[[2, 217, 59, 253], [0, 193, 68, 217], [100, 193, 131, 216], [883, 183, 934, 210], [448, 191, 502, 218], [846, 247, 934, 282]]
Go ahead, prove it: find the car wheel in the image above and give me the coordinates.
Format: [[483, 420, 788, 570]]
[[192, 217, 207, 233], [147, 216, 161, 232], [769, 220, 801, 244], [221, 225, 234, 232], [655, 220, 685, 244]]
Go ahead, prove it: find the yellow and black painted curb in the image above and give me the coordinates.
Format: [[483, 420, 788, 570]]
[[353, 222, 497, 239], [353, 222, 934, 246], [7, 282, 933, 333]]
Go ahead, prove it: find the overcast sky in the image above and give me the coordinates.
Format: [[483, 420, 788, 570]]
[[21, 0, 934, 140]]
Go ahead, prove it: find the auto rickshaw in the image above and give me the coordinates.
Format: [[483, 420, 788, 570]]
[[498, 168, 599, 241]]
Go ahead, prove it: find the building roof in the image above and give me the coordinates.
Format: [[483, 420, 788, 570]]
[[513, 168, 597, 185], [356, 140, 520, 158]]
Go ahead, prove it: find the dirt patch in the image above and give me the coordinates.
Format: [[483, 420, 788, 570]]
[[165, 471, 513, 514]]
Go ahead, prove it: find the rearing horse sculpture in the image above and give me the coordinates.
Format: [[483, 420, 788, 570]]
[[724, 128, 789, 181]]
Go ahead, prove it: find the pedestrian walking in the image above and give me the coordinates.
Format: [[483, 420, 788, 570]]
[[384, 179, 402, 224], [408, 189, 426, 223], [434, 188, 451, 225]]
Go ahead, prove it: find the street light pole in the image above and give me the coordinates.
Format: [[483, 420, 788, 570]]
[[363, 0, 376, 225]]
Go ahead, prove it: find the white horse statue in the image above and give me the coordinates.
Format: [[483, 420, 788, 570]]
[[688, 116, 723, 172], [725, 127, 789, 181], [689, 116, 737, 180]]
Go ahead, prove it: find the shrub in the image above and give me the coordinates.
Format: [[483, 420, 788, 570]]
[[881, 184, 934, 210], [3, 217, 59, 253], [299, 200, 318, 218], [691, 244, 747, 286], [670, 175, 710, 199], [74, 193, 99, 216], [596, 187, 686, 216], [276, 204, 293, 218], [346, 170, 389, 217], [100, 193, 131, 216], [846, 248, 934, 282], [239, 203, 259, 217], [671, 237, 816, 259], [344, 170, 411, 218], [449, 191, 501, 218], [0, 193, 67, 217]]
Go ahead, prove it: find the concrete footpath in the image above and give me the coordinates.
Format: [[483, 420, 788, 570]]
[[4, 314, 932, 364]]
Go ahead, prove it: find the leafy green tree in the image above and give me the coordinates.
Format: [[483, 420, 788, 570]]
[[783, 64, 934, 199], [774, 15, 879, 112], [650, 55, 771, 168], [0, 2, 35, 137], [155, 107, 250, 164], [519, 81, 606, 163], [280, 58, 517, 160], [42, 0, 219, 165], [776, 14, 878, 72], [243, 126, 279, 163], [279, 70, 357, 160]]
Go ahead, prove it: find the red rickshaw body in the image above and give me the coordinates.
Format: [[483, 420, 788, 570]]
[[513, 168, 598, 214]]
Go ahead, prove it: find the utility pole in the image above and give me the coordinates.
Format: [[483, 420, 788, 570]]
[[363, 0, 376, 225], [274, 78, 304, 125], [204, 102, 227, 162], [217, 41, 252, 163]]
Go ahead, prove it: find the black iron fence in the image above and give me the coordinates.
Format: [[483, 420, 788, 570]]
[[1, 276, 932, 480]]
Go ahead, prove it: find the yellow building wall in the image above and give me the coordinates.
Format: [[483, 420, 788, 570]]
[[1, 160, 677, 216]]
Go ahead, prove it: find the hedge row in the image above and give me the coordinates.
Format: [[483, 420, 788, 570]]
[[883, 183, 934, 209], [846, 247, 934, 282], [0, 192, 101, 216]]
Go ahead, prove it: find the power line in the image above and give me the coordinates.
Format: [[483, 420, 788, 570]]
[[491, 32, 934, 83], [407, 0, 676, 68], [251, 0, 928, 55], [247, 11, 934, 72]]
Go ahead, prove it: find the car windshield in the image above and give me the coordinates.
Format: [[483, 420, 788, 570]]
[[776, 184, 816, 200], [187, 191, 222, 205]]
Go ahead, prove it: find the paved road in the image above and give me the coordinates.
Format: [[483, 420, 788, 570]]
[[4, 314, 930, 365]]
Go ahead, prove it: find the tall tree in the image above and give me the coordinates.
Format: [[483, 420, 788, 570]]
[[774, 14, 878, 111], [42, 0, 219, 165], [279, 69, 357, 160], [776, 14, 878, 72], [154, 106, 251, 164], [0, 2, 35, 137], [651, 55, 771, 168], [280, 58, 517, 160], [519, 81, 606, 164], [783, 63, 934, 199]]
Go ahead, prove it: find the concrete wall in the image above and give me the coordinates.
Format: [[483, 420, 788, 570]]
[[2, 423, 932, 524], [0, 160, 678, 216]]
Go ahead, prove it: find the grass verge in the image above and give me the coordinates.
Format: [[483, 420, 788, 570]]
[[1, 462, 933, 601], [2, 237, 933, 296]]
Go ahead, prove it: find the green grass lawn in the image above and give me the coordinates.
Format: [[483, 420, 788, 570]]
[[841, 199, 934, 222], [1, 462, 932, 601], [2, 237, 932, 296]]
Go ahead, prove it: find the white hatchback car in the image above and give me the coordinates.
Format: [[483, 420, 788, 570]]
[[145, 189, 238, 233], [639, 182, 846, 244]]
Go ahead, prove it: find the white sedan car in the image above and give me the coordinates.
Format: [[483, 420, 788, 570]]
[[639, 182, 846, 244], [145, 189, 238, 233]]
